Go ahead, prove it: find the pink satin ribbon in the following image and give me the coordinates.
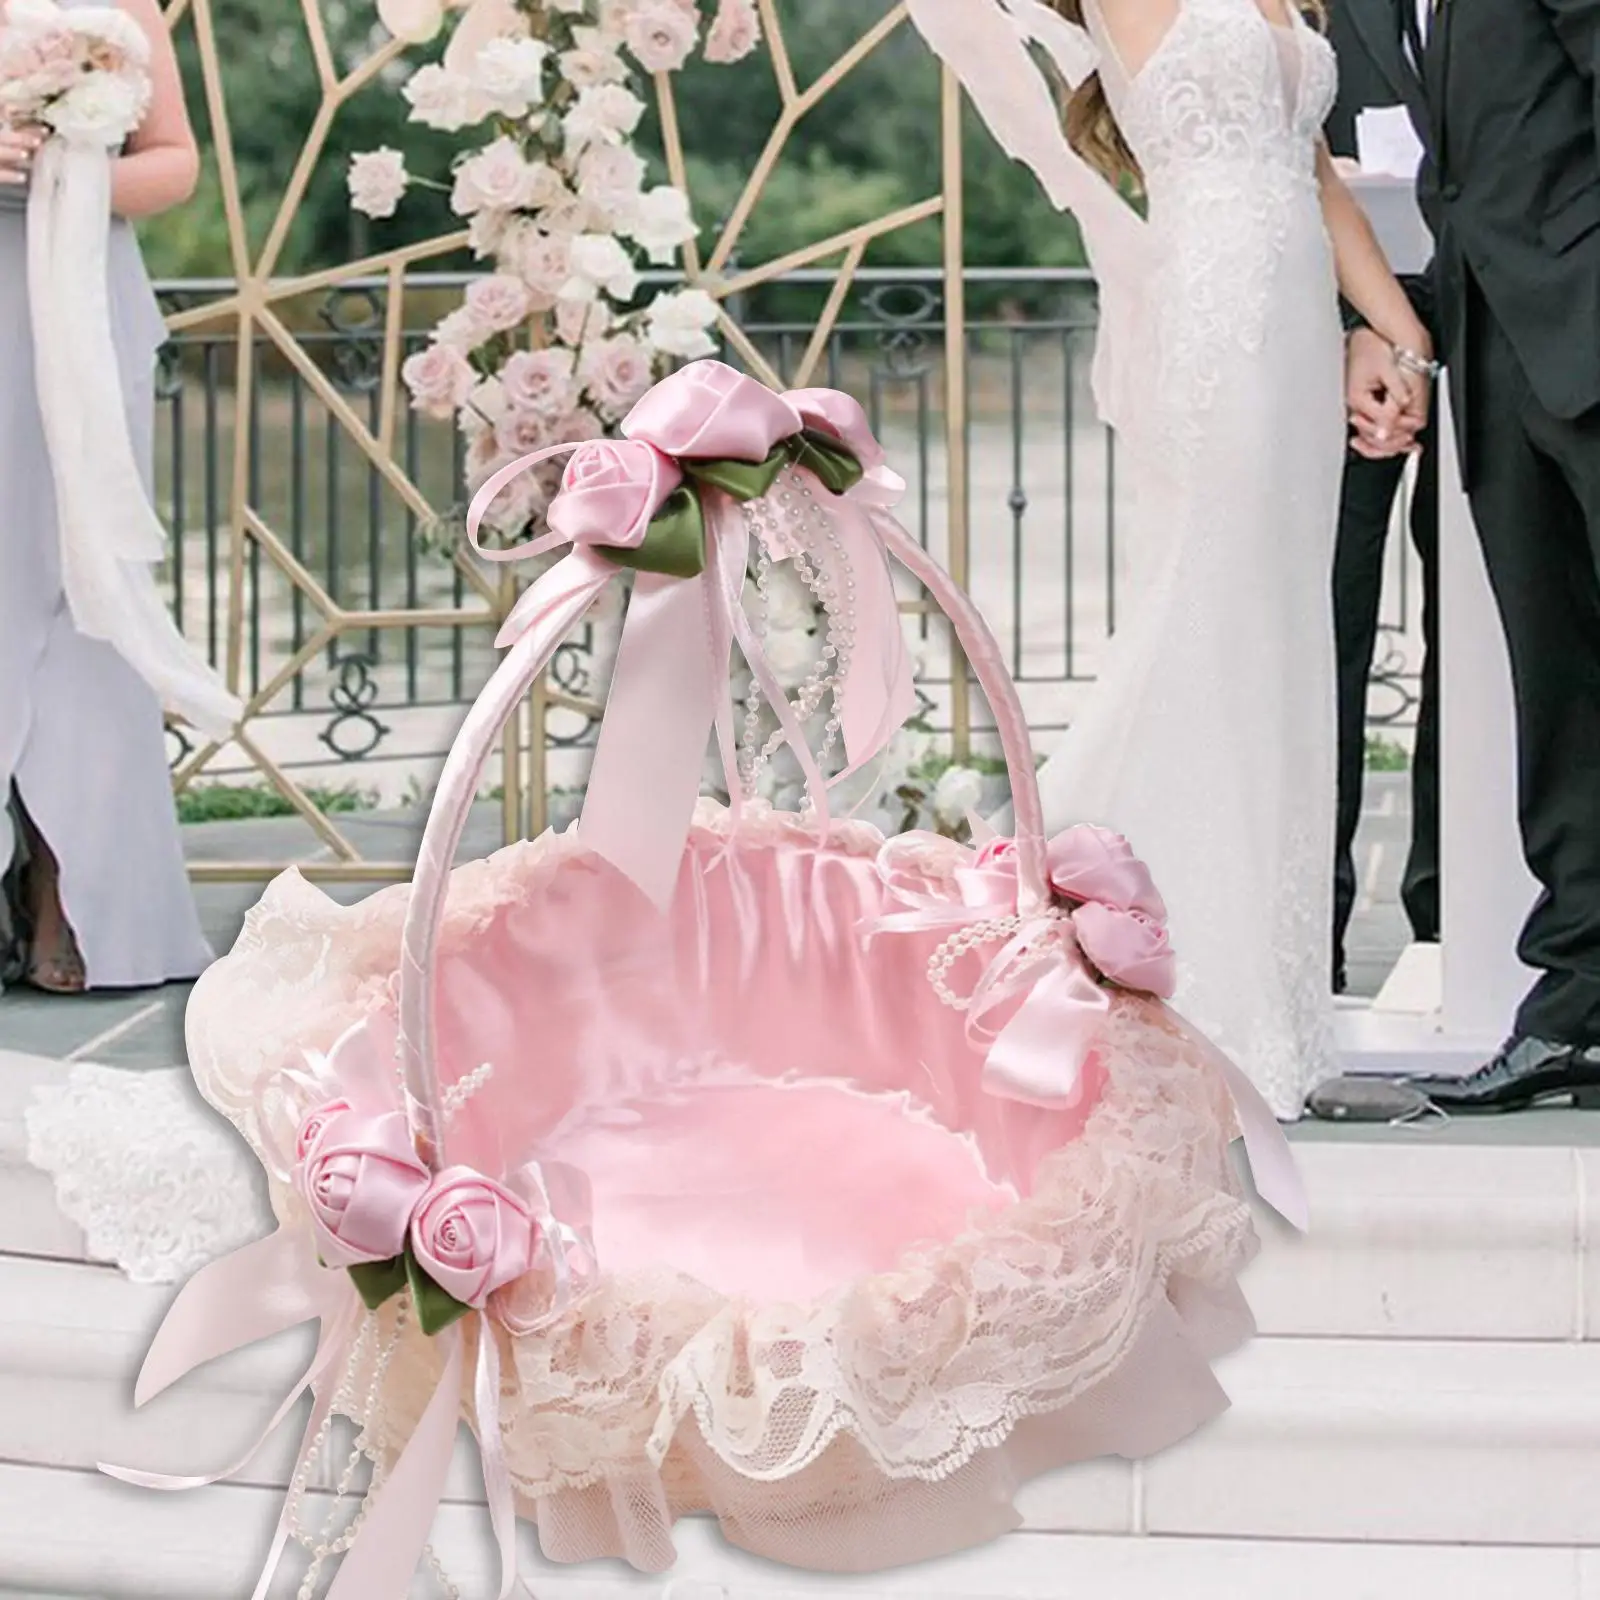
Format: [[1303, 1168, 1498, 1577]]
[[872, 834, 1308, 1232], [464, 362, 917, 911], [103, 1017, 596, 1599]]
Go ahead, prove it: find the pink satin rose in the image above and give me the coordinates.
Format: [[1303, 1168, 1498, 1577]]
[[410, 1167, 539, 1308], [1047, 824, 1167, 920], [974, 836, 1018, 869], [546, 438, 683, 551], [622, 359, 803, 462], [296, 1106, 432, 1268], [1072, 901, 1178, 998], [786, 386, 887, 472]]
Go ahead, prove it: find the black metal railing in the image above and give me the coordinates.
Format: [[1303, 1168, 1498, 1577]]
[[152, 267, 1425, 787]]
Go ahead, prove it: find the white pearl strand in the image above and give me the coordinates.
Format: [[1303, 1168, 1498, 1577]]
[[926, 908, 1068, 1009], [736, 468, 859, 804], [286, 1297, 460, 1599]]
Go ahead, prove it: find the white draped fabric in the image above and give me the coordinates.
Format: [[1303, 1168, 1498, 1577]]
[[25, 139, 239, 740]]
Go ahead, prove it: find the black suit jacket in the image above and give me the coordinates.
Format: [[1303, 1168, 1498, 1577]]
[[1326, 0, 1438, 329], [1422, 0, 1600, 422]]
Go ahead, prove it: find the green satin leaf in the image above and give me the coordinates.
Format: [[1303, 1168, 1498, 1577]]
[[790, 429, 864, 495], [603, 485, 707, 579], [406, 1249, 473, 1337], [348, 1255, 408, 1312], [684, 445, 789, 502]]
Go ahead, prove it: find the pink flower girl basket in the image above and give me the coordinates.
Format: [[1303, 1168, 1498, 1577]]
[[110, 362, 1305, 1597]]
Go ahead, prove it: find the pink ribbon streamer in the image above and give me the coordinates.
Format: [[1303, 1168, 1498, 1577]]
[[102, 1017, 595, 1599], [463, 363, 917, 911], [871, 835, 1309, 1232]]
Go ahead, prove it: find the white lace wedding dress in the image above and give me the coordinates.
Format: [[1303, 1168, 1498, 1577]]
[[1022, 0, 1345, 1118]]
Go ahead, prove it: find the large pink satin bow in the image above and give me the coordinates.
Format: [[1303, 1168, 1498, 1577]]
[[102, 1014, 596, 1600], [466, 360, 918, 910], [875, 823, 1308, 1231]]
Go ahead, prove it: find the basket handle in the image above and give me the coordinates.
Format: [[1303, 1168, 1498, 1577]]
[[870, 513, 1050, 905]]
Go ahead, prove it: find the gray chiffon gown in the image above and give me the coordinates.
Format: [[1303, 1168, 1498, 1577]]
[[0, 181, 213, 989]]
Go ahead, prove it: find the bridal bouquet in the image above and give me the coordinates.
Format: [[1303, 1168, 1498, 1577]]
[[0, 0, 151, 146]]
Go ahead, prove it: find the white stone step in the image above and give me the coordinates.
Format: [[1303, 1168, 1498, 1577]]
[[0, 1462, 1594, 1600], [5, 1252, 1599, 1549], [8, 1049, 1598, 1342]]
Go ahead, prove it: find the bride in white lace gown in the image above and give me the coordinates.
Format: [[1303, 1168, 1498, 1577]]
[[916, 0, 1437, 1117]]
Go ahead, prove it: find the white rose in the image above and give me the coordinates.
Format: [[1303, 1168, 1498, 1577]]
[[467, 207, 511, 259], [562, 82, 645, 152], [500, 223, 571, 309], [403, 343, 476, 420], [644, 287, 719, 359], [576, 141, 645, 223], [452, 138, 558, 216], [47, 72, 146, 145], [557, 29, 627, 89], [623, 185, 697, 265], [763, 625, 817, 691], [378, 0, 444, 43], [705, 0, 760, 64], [578, 334, 654, 418], [347, 147, 408, 219], [464, 273, 532, 333], [460, 375, 507, 438], [931, 766, 985, 828], [621, 0, 698, 72], [764, 564, 816, 633], [433, 305, 487, 350], [555, 296, 611, 345], [500, 347, 578, 417], [402, 63, 487, 131], [562, 232, 639, 302], [471, 36, 549, 116], [549, 407, 605, 446]]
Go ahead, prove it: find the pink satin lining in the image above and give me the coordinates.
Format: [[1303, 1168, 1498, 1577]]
[[432, 828, 1100, 1303]]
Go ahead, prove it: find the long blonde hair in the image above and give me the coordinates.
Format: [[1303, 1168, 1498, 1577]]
[[1044, 0, 1326, 189]]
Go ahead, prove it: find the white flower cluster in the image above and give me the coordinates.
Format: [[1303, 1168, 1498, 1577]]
[[350, 0, 759, 541], [0, 0, 152, 148]]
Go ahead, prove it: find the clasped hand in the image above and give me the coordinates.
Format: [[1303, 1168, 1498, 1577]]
[[1345, 326, 1431, 459]]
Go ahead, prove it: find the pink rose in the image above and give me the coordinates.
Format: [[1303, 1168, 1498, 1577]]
[[705, 0, 760, 64], [464, 273, 532, 333], [621, 0, 698, 72], [1072, 901, 1178, 998], [1047, 824, 1167, 920], [493, 406, 551, 458], [402, 342, 476, 420], [974, 836, 1018, 869], [547, 438, 682, 550], [622, 359, 802, 462], [409, 1166, 539, 1308], [579, 333, 654, 418], [296, 1106, 432, 1268], [295, 1097, 350, 1163], [500, 347, 576, 417]]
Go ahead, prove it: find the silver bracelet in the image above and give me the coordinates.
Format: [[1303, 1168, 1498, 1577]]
[[1392, 344, 1440, 381]]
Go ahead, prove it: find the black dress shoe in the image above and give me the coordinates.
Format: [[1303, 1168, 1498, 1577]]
[[1406, 1035, 1600, 1114]]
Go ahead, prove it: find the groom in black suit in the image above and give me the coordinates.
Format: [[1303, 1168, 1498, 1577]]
[[1358, 0, 1600, 1109], [1325, 0, 1440, 995]]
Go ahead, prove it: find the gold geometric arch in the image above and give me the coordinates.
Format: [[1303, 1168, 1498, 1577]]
[[164, 0, 972, 884]]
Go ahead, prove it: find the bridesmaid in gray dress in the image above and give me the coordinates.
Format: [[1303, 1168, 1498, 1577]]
[[0, 0, 212, 993]]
